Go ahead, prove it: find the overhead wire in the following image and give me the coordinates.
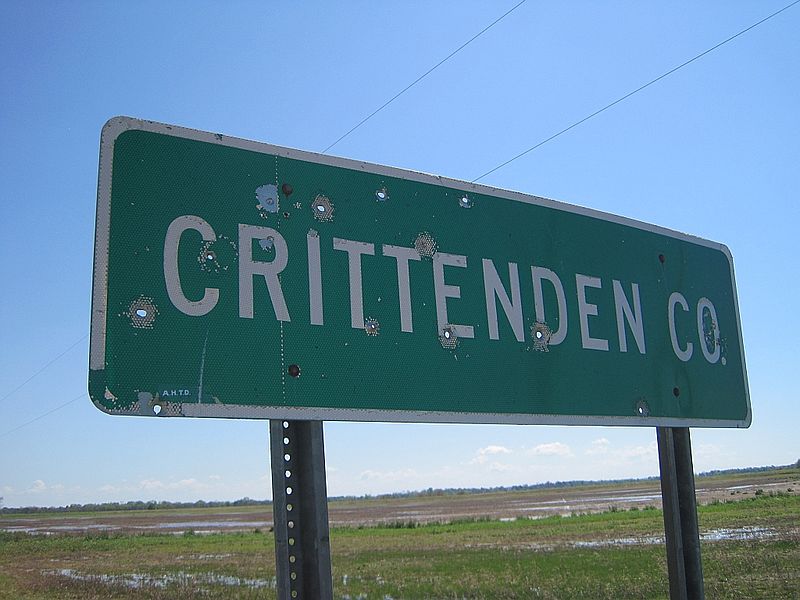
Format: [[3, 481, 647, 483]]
[[2, 4, 531, 440], [472, 0, 800, 182], [0, 392, 86, 439], [321, 0, 527, 154], [5, 1, 796, 440], [0, 334, 88, 406]]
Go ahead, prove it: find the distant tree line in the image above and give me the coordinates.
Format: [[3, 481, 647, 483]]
[[696, 463, 797, 478], [2, 463, 795, 514], [0, 497, 271, 515], [333, 463, 797, 501], [332, 476, 661, 502]]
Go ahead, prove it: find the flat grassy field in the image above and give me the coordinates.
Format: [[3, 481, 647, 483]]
[[0, 473, 797, 598]]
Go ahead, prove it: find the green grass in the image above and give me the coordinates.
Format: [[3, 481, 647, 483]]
[[0, 494, 797, 599]]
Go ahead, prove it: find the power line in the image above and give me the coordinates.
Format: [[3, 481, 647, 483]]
[[321, 0, 528, 154], [0, 334, 88, 406], [473, 0, 800, 182], [0, 392, 86, 439]]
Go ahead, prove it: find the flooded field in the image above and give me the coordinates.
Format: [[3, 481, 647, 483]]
[[2, 469, 796, 535], [1, 468, 797, 599]]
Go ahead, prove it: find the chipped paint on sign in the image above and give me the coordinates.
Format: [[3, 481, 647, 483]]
[[414, 232, 438, 259], [364, 318, 380, 336], [255, 184, 278, 214], [311, 195, 334, 222], [126, 296, 158, 329]]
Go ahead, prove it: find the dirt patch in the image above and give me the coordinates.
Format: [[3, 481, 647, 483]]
[[2, 471, 797, 535]]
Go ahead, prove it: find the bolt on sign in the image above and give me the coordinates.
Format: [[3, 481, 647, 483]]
[[89, 117, 750, 427]]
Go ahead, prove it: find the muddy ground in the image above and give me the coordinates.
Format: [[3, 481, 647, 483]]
[[2, 469, 796, 535]]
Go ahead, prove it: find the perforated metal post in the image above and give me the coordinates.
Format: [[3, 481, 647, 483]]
[[657, 427, 705, 600], [270, 420, 333, 600]]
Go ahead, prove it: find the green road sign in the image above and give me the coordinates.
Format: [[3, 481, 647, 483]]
[[89, 117, 750, 427]]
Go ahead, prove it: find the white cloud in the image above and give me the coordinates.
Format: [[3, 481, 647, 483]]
[[584, 438, 659, 469], [481, 445, 512, 456], [177, 478, 201, 489], [528, 442, 573, 457], [586, 437, 610, 455], [96, 478, 210, 496], [148, 478, 205, 492], [470, 445, 513, 465], [617, 441, 658, 460], [29, 480, 47, 493], [359, 468, 418, 482], [140, 479, 165, 491]]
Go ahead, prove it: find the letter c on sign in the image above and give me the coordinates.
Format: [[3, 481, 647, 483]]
[[668, 292, 693, 362], [164, 215, 220, 316]]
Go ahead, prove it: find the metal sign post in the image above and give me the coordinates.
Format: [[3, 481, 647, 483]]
[[657, 427, 705, 600], [269, 419, 333, 600]]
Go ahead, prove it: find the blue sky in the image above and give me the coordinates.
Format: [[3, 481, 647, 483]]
[[1, 1, 798, 508]]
